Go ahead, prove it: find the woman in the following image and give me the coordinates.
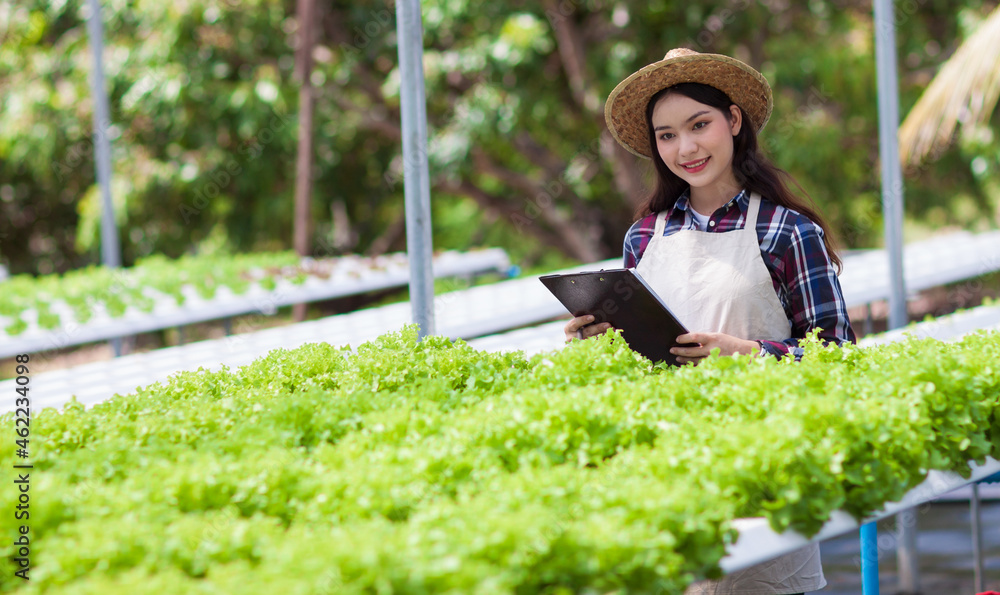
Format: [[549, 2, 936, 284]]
[[566, 47, 855, 363], [564, 48, 856, 593]]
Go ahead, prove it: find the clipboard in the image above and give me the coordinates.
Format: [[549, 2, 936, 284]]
[[539, 268, 694, 365]]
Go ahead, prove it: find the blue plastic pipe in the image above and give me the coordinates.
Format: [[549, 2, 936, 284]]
[[860, 522, 879, 594]]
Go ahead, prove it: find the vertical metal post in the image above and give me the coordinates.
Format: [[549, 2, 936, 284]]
[[897, 508, 920, 594], [971, 483, 984, 593], [874, 0, 915, 591], [395, 0, 435, 338], [874, 0, 907, 329], [85, 0, 121, 269], [85, 0, 124, 358], [860, 522, 880, 595]]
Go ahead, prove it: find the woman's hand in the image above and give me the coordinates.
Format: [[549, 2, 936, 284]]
[[670, 332, 760, 365], [564, 315, 613, 343]]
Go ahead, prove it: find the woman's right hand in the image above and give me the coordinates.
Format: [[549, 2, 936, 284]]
[[563, 315, 613, 343]]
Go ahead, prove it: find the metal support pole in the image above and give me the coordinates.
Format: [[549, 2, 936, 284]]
[[873, 0, 907, 329], [86, 0, 124, 358], [860, 522, 880, 595], [85, 0, 121, 269], [971, 483, 984, 593], [873, 0, 914, 591], [395, 0, 435, 339], [897, 508, 920, 594]]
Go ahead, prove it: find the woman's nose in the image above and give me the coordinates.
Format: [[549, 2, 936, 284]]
[[678, 133, 698, 156]]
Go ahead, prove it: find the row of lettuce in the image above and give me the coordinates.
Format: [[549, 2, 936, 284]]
[[2, 327, 998, 593], [0, 252, 328, 336]]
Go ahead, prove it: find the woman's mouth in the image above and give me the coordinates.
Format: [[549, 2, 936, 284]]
[[680, 157, 709, 173]]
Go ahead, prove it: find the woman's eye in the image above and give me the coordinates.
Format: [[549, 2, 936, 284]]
[[659, 132, 674, 140], [693, 121, 708, 130]]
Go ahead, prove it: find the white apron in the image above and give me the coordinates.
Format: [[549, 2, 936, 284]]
[[635, 192, 826, 595]]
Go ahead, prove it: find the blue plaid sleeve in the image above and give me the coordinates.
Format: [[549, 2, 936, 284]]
[[759, 216, 856, 359], [622, 213, 659, 269]]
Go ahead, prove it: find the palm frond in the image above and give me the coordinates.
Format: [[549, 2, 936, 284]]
[[898, 6, 1000, 167]]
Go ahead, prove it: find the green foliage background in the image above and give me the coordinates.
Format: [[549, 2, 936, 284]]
[[1, 0, 999, 276]]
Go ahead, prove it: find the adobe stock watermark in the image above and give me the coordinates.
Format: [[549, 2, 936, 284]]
[[931, 251, 1000, 320], [312, 567, 346, 594], [50, 69, 172, 182], [543, 0, 608, 25], [680, 0, 753, 53], [0, 26, 30, 63], [338, 3, 394, 55], [837, 177, 906, 247], [221, 288, 288, 353], [875, 0, 931, 44], [26, 267, 140, 372], [759, 84, 833, 150], [179, 106, 291, 224], [519, 502, 586, 566], [510, 138, 604, 234], [51, 118, 117, 183], [382, 142, 429, 189], [181, 456, 291, 552], [851, 505, 931, 571]]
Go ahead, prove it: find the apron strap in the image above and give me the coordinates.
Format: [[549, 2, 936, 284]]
[[744, 192, 762, 238], [654, 209, 669, 237]]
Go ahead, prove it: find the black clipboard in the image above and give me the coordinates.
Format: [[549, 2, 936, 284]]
[[539, 268, 694, 365]]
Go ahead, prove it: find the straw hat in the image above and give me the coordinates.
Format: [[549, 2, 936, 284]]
[[605, 48, 773, 159]]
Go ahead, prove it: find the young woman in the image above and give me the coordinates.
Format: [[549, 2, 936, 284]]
[[565, 47, 855, 363], [564, 48, 856, 593]]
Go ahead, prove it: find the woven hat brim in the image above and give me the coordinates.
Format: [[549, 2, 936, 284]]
[[605, 53, 773, 159]]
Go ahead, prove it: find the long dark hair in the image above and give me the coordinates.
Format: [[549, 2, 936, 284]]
[[639, 83, 842, 272]]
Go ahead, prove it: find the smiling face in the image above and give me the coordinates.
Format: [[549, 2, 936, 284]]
[[650, 92, 743, 208]]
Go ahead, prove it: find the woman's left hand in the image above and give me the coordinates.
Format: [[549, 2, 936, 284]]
[[670, 332, 760, 365]]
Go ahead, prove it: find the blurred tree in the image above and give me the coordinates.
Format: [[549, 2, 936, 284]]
[[1, 0, 302, 275], [292, 0, 316, 322], [1, 0, 998, 276], [327, 0, 1000, 256], [899, 3, 1000, 217]]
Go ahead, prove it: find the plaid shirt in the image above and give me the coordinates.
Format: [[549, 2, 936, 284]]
[[623, 189, 856, 359]]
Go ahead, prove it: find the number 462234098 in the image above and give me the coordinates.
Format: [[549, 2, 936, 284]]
[[14, 354, 29, 451]]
